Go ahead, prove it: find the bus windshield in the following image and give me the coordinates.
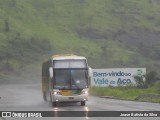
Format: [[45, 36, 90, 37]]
[[54, 69, 88, 89]]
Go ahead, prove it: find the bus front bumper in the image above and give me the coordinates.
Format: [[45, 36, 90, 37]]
[[52, 94, 88, 102]]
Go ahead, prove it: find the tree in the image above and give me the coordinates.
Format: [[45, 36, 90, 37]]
[[134, 71, 159, 88], [4, 19, 10, 32], [134, 75, 147, 88], [145, 71, 158, 86]]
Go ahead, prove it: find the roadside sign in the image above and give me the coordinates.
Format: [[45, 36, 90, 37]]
[[91, 68, 146, 86]]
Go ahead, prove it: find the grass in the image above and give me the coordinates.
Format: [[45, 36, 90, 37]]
[[89, 84, 160, 102], [0, 0, 160, 82]]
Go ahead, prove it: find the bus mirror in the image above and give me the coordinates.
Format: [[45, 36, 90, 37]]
[[49, 67, 53, 78], [88, 67, 92, 86], [88, 67, 92, 77]]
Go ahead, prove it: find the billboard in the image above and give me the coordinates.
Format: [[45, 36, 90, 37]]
[[91, 68, 146, 86]]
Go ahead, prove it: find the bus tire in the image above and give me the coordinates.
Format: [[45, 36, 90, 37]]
[[52, 102, 58, 107], [81, 101, 85, 106]]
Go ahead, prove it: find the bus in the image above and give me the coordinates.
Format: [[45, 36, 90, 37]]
[[42, 54, 92, 107]]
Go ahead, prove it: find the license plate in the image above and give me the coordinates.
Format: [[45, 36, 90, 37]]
[[68, 97, 74, 99], [61, 90, 71, 95]]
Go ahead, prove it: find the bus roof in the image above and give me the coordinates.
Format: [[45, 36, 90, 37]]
[[51, 54, 86, 60]]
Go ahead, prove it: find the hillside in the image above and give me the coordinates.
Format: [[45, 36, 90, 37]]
[[0, 0, 160, 83]]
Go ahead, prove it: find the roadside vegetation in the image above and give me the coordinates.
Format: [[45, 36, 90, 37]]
[[0, 0, 160, 84], [90, 71, 160, 103]]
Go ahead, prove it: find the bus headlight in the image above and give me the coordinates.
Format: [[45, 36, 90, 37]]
[[53, 91, 61, 95], [82, 90, 88, 94]]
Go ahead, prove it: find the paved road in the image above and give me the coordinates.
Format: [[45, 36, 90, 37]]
[[0, 84, 159, 120]]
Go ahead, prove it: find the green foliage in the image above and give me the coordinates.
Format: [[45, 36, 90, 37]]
[[145, 71, 159, 86], [0, 32, 51, 72], [134, 71, 159, 88], [150, 44, 160, 60], [4, 19, 10, 32], [134, 76, 147, 88], [0, 0, 160, 76], [90, 85, 160, 102], [154, 81, 160, 94]]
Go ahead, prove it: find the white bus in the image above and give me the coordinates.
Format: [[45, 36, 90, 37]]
[[42, 54, 92, 107]]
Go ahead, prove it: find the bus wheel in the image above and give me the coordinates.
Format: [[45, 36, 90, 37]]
[[81, 101, 85, 106], [52, 102, 58, 107], [43, 92, 47, 101]]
